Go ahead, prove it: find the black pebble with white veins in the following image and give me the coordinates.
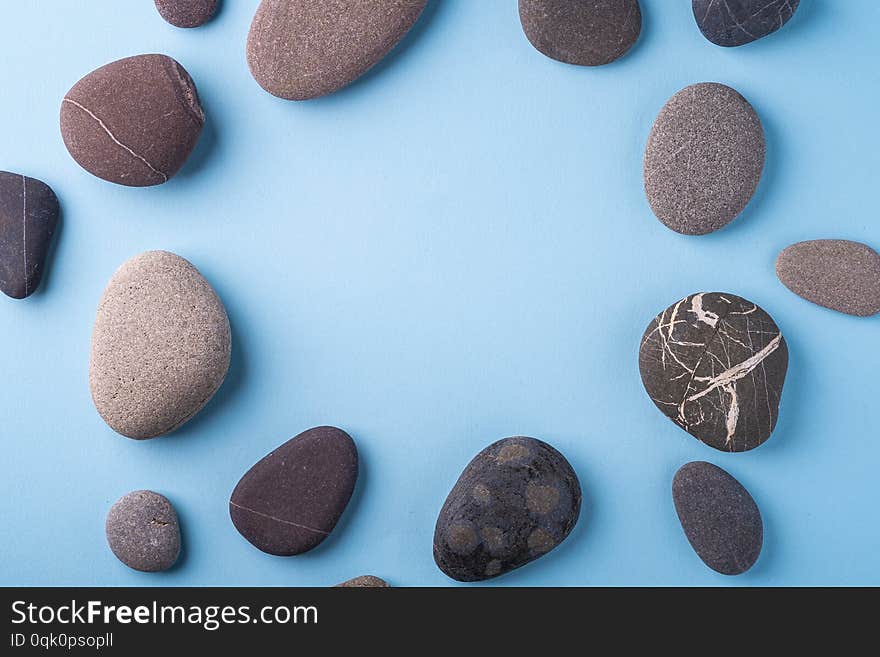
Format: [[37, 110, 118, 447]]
[[692, 0, 800, 47], [639, 292, 788, 452], [0, 172, 59, 299]]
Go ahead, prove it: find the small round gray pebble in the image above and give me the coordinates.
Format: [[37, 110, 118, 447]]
[[106, 490, 181, 572], [334, 576, 390, 588]]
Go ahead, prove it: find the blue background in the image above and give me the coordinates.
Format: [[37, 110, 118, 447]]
[[1, 0, 877, 586]]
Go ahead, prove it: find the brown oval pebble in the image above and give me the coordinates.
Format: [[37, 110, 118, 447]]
[[644, 82, 765, 235], [60, 54, 204, 186], [155, 0, 219, 28], [776, 240, 880, 317], [230, 426, 359, 556], [334, 575, 390, 587], [246, 0, 427, 100], [519, 0, 642, 66], [89, 251, 231, 439]]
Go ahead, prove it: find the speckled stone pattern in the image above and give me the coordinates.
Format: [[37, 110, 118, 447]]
[[246, 0, 428, 100], [230, 426, 359, 556], [644, 82, 765, 235], [106, 490, 181, 572], [155, 0, 219, 28], [60, 54, 204, 186], [693, 0, 800, 47], [776, 239, 880, 317], [433, 436, 581, 582], [639, 292, 788, 453], [0, 172, 59, 299], [89, 251, 231, 439], [334, 575, 390, 587], [673, 462, 763, 575], [519, 0, 641, 66]]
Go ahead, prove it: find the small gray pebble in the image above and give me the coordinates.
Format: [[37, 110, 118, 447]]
[[155, 0, 219, 28], [334, 576, 390, 587], [673, 462, 762, 575], [776, 239, 880, 317], [644, 82, 765, 235], [693, 0, 800, 47], [106, 490, 181, 572]]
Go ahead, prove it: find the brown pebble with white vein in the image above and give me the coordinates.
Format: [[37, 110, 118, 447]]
[[60, 54, 204, 186]]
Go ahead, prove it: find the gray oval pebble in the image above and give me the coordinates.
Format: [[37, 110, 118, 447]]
[[433, 436, 581, 582], [246, 0, 427, 100], [334, 576, 390, 588], [155, 0, 219, 28], [519, 0, 642, 66], [89, 251, 231, 439], [644, 82, 765, 235], [673, 461, 762, 575], [776, 239, 880, 317], [106, 490, 181, 572]]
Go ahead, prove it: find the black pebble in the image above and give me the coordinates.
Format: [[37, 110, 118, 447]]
[[692, 0, 800, 47], [0, 172, 59, 299]]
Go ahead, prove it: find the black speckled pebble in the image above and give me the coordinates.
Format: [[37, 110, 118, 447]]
[[693, 0, 800, 47], [334, 575, 390, 587], [230, 426, 358, 556], [155, 0, 219, 28], [106, 490, 181, 572], [673, 461, 762, 575], [776, 239, 880, 317], [433, 436, 581, 582], [0, 172, 59, 299], [639, 292, 788, 452], [519, 0, 642, 66]]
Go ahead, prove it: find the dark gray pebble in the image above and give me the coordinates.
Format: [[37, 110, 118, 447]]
[[644, 82, 765, 235], [433, 436, 581, 582], [519, 0, 642, 66], [673, 461, 763, 575], [155, 0, 219, 28], [334, 576, 390, 587], [776, 239, 880, 317], [693, 0, 800, 47], [230, 426, 358, 556], [0, 172, 59, 299], [639, 292, 788, 452], [106, 490, 181, 572]]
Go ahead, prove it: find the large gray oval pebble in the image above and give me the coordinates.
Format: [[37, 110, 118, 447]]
[[776, 240, 880, 317], [639, 292, 788, 452], [89, 251, 231, 439], [246, 0, 427, 100], [106, 490, 181, 572], [644, 82, 765, 235], [673, 462, 762, 575], [433, 436, 581, 582], [519, 0, 642, 66]]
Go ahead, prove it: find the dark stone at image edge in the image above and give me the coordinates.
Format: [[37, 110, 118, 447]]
[[155, 0, 219, 28], [693, 0, 800, 47]]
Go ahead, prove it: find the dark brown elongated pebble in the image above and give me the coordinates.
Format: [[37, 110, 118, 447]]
[[639, 292, 788, 452], [644, 83, 765, 235], [106, 490, 181, 572], [776, 240, 880, 317], [60, 54, 204, 186], [433, 436, 581, 582], [246, 0, 428, 100], [0, 172, 59, 299], [673, 462, 763, 575], [230, 427, 359, 556], [334, 576, 390, 587], [155, 0, 219, 28], [519, 0, 642, 66], [693, 0, 800, 48]]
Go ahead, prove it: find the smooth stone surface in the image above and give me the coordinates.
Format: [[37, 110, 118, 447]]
[[0, 172, 59, 299], [519, 0, 641, 66], [230, 426, 359, 556], [90, 251, 231, 439], [673, 462, 762, 575], [155, 0, 218, 28], [693, 0, 800, 47], [639, 292, 788, 452], [433, 436, 581, 582], [60, 54, 204, 186], [106, 490, 181, 572], [776, 240, 880, 317], [246, 0, 427, 100], [334, 575, 390, 587], [644, 82, 765, 235]]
